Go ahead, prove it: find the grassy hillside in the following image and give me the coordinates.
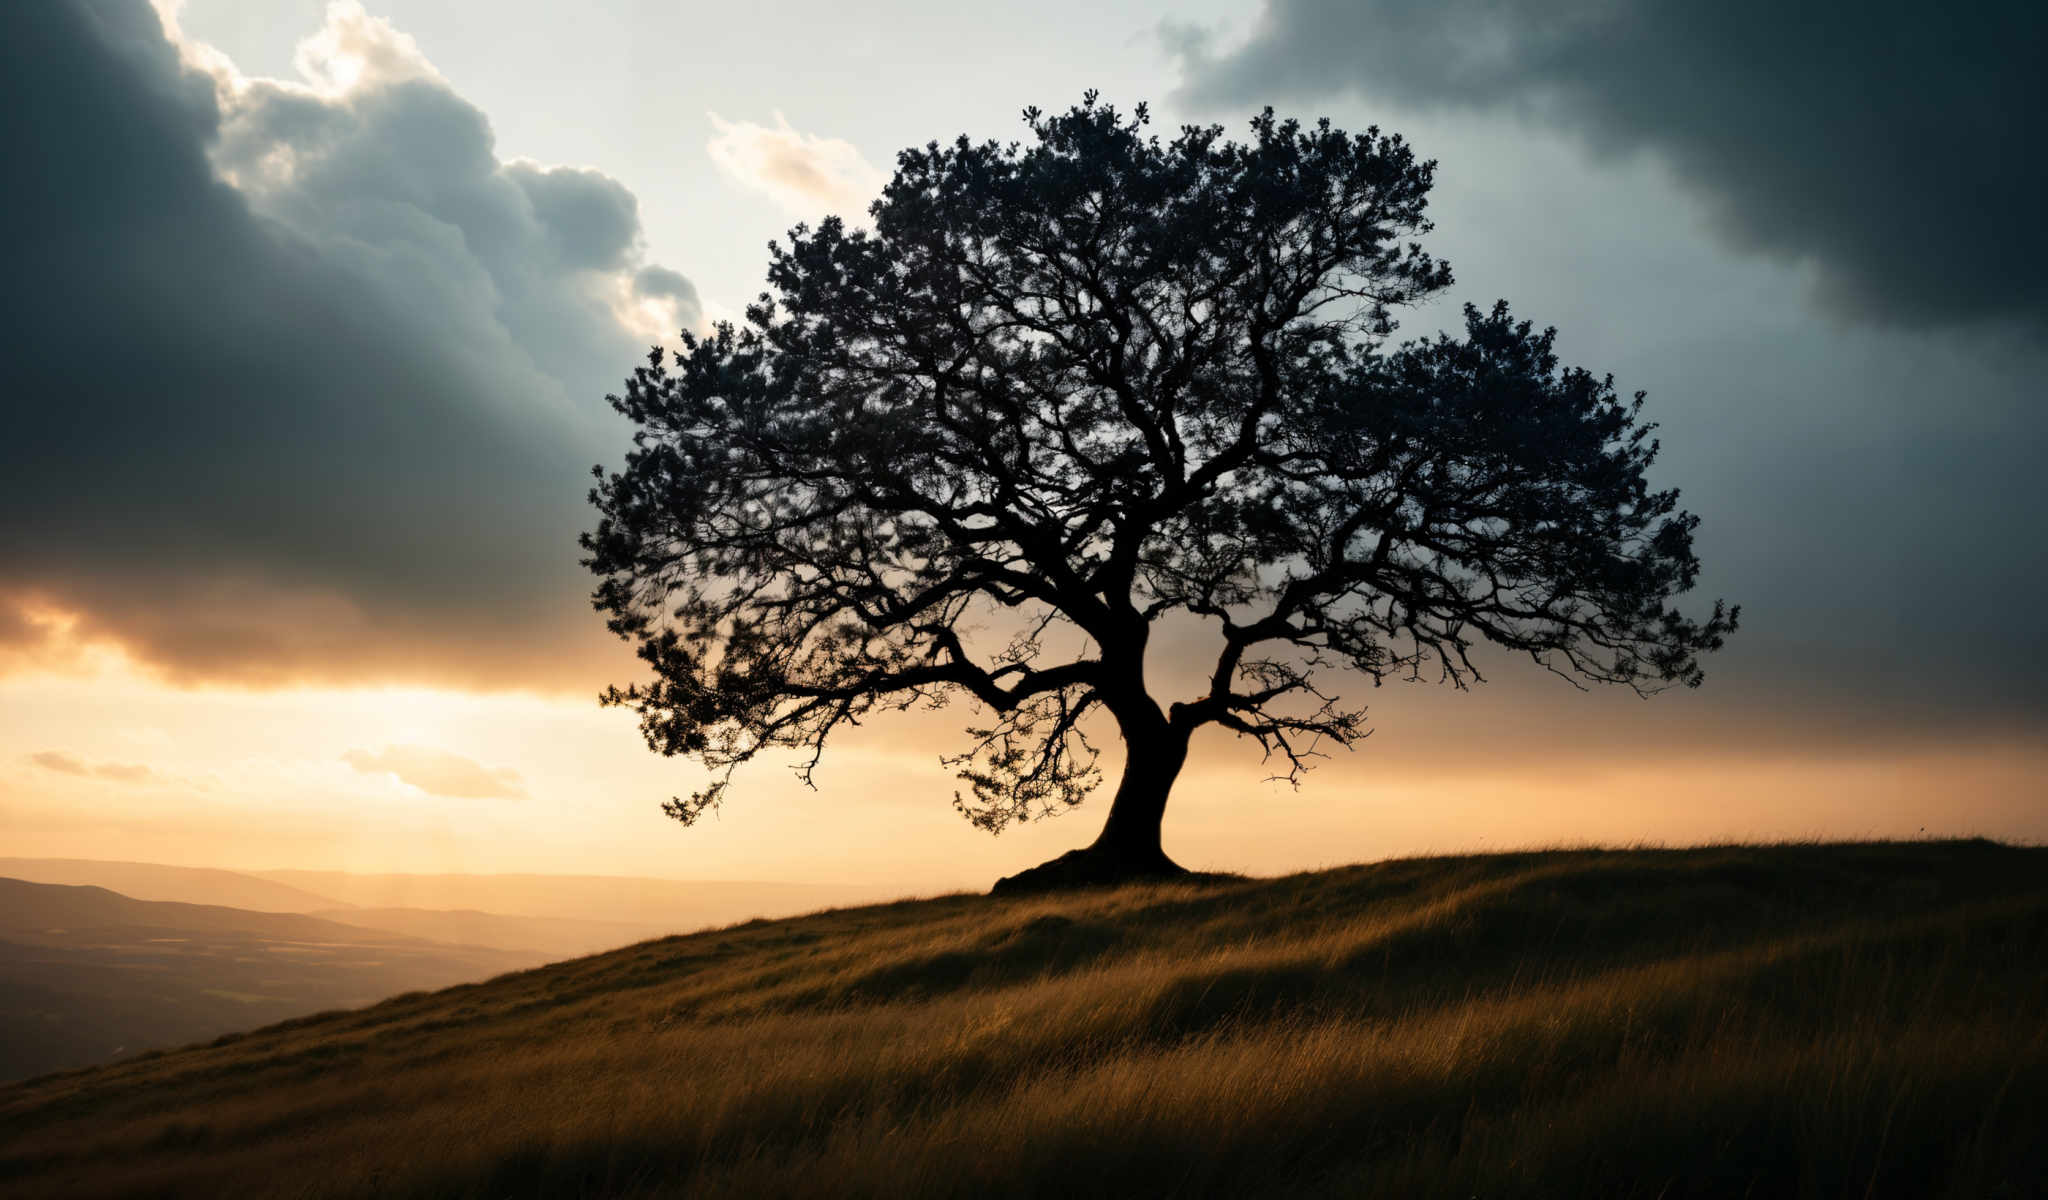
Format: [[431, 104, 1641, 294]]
[[1, 841, 2042, 1198]]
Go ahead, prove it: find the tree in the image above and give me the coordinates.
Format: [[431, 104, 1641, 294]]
[[583, 95, 1737, 890]]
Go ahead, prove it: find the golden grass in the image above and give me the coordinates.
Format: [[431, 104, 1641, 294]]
[[2, 840, 2042, 1198]]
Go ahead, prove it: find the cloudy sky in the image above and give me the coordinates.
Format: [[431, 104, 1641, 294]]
[[2, 0, 2041, 888]]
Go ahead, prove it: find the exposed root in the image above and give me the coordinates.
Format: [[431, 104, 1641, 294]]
[[991, 846, 1239, 895]]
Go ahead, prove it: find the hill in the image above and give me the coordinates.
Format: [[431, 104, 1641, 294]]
[[0, 859, 348, 913], [0, 859, 876, 960], [0, 880, 370, 944], [0, 879, 533, 1081], [2, 841, 2043, 1198], [310, 907, 663, 961], [248, 868, 891, 928]]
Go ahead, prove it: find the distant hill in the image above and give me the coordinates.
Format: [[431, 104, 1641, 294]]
[[0, 857, 897, 957], [2, 841, 2042, 1198], [250, 868, 894, 929], [0, 858, 347, 912], [312, 907, 662, 960], [0, 878, 534, 1082], [0, 879, 371, 943]]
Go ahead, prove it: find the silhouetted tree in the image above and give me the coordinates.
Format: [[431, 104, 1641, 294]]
[[584, 95, 1736, 890]]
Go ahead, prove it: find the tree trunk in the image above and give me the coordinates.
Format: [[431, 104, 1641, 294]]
[[1086, 727, 1189, 872], [990, 722, 1194, 894]]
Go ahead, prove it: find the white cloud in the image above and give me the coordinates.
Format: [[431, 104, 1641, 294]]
[[291, 0, 441, 97], [706, 111, 885, 223]]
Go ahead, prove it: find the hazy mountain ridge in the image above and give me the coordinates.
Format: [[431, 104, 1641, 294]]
[[0, 878, 537, 1082], [0, 862, 901, 1082], [310, 907, 664, 961], [0, 859, 889, 933], [249, 868, 893, 927], [2, 841, 2041, 1198], [0, 878, 388, 945], [0, 859, 348, 913]]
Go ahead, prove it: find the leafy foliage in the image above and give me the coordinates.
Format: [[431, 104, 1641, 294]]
[[583, 95, 1734, 831]]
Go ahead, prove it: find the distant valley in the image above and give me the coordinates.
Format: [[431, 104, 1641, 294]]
[[0, 877, 533, 1082], [246, 867, 891, 930], [0, 859, 898, 1081]]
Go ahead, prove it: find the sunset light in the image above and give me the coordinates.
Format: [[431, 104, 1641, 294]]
[[3, 2, 2041, 1195]]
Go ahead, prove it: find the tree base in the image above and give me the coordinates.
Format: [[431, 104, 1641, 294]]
[[990, 846, 1239, 896]]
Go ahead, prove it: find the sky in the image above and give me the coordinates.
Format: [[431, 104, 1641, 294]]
[[1, 0, 2041, 891]]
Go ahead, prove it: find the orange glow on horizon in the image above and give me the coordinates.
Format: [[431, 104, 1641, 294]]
[[2, 653, 2040, 892]]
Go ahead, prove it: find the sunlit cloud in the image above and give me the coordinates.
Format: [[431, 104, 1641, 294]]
[[612, 264, 706, 344], [291, 0, 441, 97], [0, 594, 129, 678], [706, 111, 885, 223], [27, 751, 90, 778], [344, 745, 529, 800], [29, 750, 160, 785]]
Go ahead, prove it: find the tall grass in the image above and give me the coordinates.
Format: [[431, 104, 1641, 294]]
[[2, 840, 2041, 1197]]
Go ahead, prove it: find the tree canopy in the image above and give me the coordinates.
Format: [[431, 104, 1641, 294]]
[[583, 95, 1735, 887]]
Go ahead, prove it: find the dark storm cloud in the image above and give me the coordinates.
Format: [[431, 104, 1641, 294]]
[[1164, 0, 2048, 739], [633, 265, 702, 314], [1175, 0, 2048, 334], [0, 1, 697, 687]]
